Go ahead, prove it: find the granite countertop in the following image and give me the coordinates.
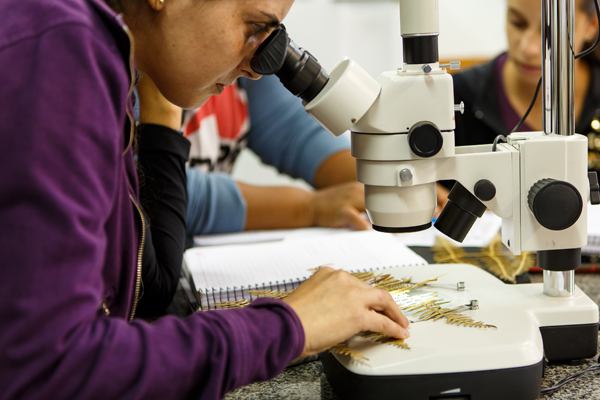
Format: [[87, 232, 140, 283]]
[[224, 273, 600, 400]]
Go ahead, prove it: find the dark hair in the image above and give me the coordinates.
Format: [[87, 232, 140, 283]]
[[578, 0, 600, 63], [581, 0, 597, 16], [104, 0, 123, 12]]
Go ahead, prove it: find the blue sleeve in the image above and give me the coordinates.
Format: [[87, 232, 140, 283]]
[[240, 75, 350, 186], [186, 167, 247, 235]]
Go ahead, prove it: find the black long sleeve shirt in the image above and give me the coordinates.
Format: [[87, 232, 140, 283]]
[[135, 123, 190, 318]]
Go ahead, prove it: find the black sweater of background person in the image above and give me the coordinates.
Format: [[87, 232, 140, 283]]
[[453, 53, 600, 147], [136, 124, 190, 319], [442, 54, 600, 191]]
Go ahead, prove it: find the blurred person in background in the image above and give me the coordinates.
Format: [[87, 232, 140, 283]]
[[438, 0, 600, 205], [182, 74, 371, 239]]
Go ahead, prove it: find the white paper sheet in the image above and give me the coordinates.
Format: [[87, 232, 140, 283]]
[[587, 202, 600, 236], [186, 230, 428, 291], [193, 227, 349, 247], [584, 202, 600, 254]]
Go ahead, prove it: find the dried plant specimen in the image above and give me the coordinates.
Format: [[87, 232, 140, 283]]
[[403, 299, 497, 329], [350, 271, 377, 281], [359, 332, 410, 350], [244, 289, 292, 299], [327, 332, 410, 366], [212, 299, 250, 309], [329, 342, 370, 365], [390, 275, 444, 294], [432, 234, 534, 283], [205, 266, 497, 365]]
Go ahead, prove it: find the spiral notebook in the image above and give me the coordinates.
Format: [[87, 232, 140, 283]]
[[183, 230, 428, 310]]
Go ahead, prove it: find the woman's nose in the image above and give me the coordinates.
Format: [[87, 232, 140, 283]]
[[521, 28, 542, 59], [239, 55, 262, 80]]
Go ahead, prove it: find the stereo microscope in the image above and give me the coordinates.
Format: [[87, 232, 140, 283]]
[[251, 1, 600, 398]]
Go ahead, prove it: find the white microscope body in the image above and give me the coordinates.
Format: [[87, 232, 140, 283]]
[[304, 0, 589, 256], [250, 0, 599, 398]]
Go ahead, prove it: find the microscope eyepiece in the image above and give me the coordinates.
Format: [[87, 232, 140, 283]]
[[251, 25, 329, 103], [434, 182, 487, 243]]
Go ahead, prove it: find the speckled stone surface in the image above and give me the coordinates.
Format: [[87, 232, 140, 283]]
[[224, 273, 600, 400]]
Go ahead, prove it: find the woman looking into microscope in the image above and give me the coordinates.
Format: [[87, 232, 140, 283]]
[[437, 0, 600, 207], [453, 0, 600, 162], [0, 0, 410, 399]]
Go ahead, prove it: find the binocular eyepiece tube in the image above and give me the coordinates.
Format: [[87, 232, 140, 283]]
[[250, 25, 329, 104]]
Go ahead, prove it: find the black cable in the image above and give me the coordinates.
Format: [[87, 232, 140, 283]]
[[509, 76, 543, 134], [540, 358, 600, 395], [575, 0, 600, 60], [491, 135, 507, 152]]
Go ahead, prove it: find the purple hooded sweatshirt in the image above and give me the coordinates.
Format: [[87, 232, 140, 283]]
[[0, 0, 304, 399]]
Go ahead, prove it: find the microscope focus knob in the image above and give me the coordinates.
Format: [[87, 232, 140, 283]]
[[474, 179, 496, 201], [527, 178, 583, 231], [408, 122, 443, 158]]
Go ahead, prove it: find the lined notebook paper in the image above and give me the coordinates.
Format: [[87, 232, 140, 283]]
[[193, 227, 349, 247], [184, 230, 428, 309]]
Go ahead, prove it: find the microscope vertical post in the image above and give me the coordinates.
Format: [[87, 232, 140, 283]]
[[540, 0, 579, 297], [542, 0, 575, 136]]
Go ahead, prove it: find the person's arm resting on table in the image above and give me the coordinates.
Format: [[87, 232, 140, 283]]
[[239, 75, 370, 230]]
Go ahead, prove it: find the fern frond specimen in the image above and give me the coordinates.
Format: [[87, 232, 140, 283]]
[[373, 277, 412, 291], [212, 299, 250, 309], [328, 332, 410, 366], [359, 332, 410, 350], [432, 238, 477, 265], [377, 282, 415, 292], [402, 299, 497, 330], [390, 275, 445, 295], [329, 342, 370, 364], [244, 289, 292, 299], [432, 233, 535, 283], [350, 271, 376, 281]]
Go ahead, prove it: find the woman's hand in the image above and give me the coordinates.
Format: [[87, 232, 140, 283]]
[[282, 267, 410, 357], [309, 181, 370, 230], [137, 72, 183, 131]]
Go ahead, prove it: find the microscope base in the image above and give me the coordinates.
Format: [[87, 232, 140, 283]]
[[321, 352, 543, 400], [322, 263, 599, 400], [541, 323, 599, 362]]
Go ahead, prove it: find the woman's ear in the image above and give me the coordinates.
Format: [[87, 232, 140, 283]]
[[147, 0, 165, 11]]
